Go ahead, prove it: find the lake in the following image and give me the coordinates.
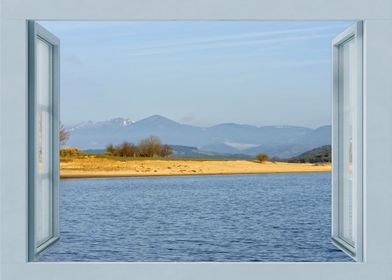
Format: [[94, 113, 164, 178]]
[[37, 172, 351, 262]]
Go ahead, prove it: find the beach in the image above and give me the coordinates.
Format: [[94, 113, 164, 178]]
[[60, 156, 331, 178]]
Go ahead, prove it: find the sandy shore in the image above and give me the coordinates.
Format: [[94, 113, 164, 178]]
[[60, 156, 331, 178]]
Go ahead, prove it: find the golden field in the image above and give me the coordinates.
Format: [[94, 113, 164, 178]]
[[60, 155, 331, 178]]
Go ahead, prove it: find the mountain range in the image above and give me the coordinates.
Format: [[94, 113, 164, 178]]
[[288, 145, 331, 163], [66, 115, 331, 158]]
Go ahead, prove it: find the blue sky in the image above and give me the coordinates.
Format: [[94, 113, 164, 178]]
[[40, 21, 352, 128]]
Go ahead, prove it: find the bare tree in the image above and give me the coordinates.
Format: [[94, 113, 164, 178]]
[[119, 142, 138, 157], [107, 142, 138, 157], [138, 136, 162, 157], [107, 136, 172, 158], [159, 145, 173, 158], [59, 122, 70, 146]]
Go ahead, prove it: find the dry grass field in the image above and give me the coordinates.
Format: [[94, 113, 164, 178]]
[[60, 155, 331, 178]]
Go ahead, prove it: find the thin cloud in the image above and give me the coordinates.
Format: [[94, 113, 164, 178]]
[[119, 24, 346, 53], [123, 33, 334, 57]]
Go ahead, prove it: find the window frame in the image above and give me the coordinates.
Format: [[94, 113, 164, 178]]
[[331, 21, 363, 261], [1, 1, 392, 279], [27, 22, 60, 259]]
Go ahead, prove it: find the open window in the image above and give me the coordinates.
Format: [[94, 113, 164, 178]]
[[28, 22, 60, 259], [331, 22, 363, 261], [25, 20, 365, 262], [29, 19, 362, 260]]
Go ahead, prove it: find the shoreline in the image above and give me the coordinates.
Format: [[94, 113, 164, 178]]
[[60, 170, 331, 179], [60, 156, 331, 179]]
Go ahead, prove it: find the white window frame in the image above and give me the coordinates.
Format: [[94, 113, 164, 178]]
[[331, 21, 363, 261], [1, 1, 392, 280], [27, 21, 60, 260]]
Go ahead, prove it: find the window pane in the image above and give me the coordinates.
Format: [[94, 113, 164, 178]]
[[35, 39, 53, 246], [37, 39, 51, 107], [338, 37, 356, 245]]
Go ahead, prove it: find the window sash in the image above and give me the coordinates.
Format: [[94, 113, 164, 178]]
[[331, 21, 363, 261], [28, 22, 61, 259]]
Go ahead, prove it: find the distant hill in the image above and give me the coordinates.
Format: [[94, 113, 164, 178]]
[[84, 145, 253, 159], [169, 145, 253, 159], [66, 115, 331, 158], [288, 145, 331, 163]]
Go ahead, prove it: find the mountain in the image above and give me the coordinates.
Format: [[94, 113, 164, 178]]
[[295, 125, 331, 147], [169, 145, 253, 159], [288, 145, 331, 163], [66, 115, 331, 158], [200, 143, 243, 154]]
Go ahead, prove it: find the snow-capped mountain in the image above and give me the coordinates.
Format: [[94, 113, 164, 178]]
[[65, 115, 331, 158]]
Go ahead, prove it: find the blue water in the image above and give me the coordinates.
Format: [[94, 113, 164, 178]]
[[38, 172, 351, 262]]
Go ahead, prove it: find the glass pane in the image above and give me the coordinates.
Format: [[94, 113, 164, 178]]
[[36, 175, 51, 245], [35, 38, 53, 246], [338, 37, 356, 245]]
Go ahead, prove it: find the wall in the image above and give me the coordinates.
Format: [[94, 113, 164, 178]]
[[1, 0, 392, 279]]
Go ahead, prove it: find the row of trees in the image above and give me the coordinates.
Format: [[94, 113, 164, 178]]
[[106, 136, 173, 158]]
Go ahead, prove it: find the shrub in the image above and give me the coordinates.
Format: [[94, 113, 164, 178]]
[[60, 147, 85, 157], [106, 144, 115, 155], [256, 153, 269, 163]]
